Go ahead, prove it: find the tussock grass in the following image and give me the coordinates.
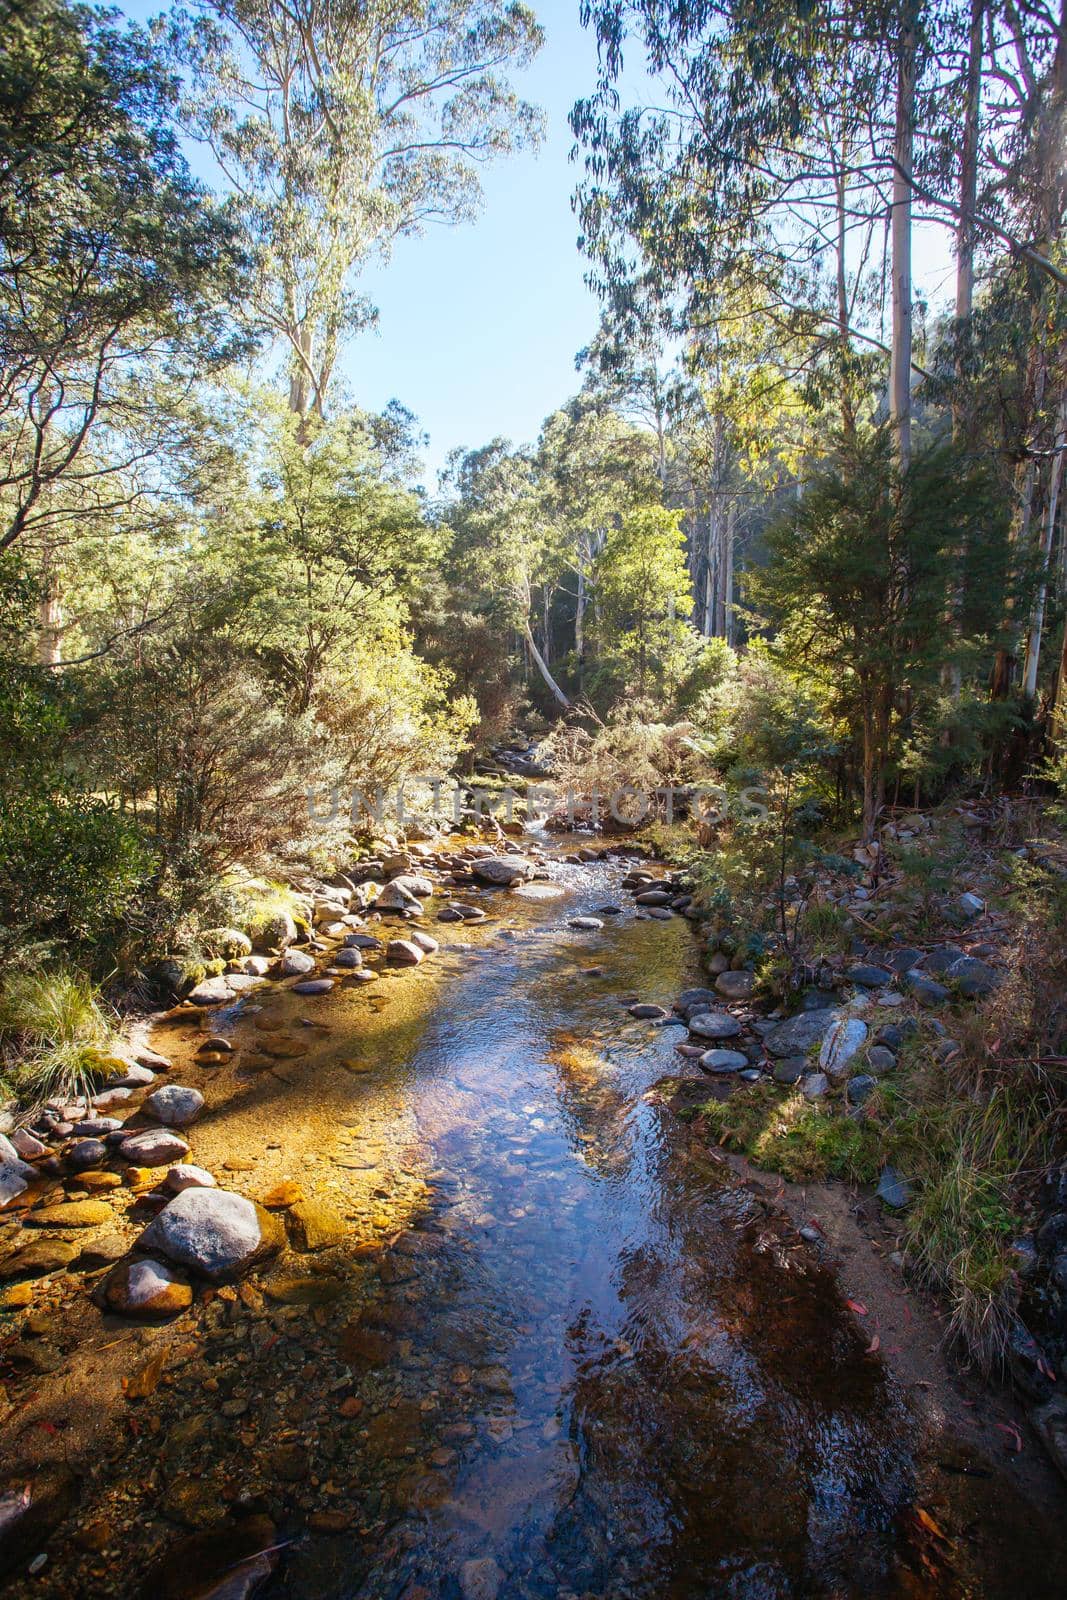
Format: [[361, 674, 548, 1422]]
[[0, 968, 116, 1110]]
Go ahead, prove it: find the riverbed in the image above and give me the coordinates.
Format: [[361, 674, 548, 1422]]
[[2, 845, 1064, 1598]]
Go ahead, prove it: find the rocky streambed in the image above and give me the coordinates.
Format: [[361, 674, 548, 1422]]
[[1, 836, 1065, 1598]]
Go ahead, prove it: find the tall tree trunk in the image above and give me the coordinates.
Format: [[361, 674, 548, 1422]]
[[942, 0, 984, 711], [992, 341, 1049, 696], [723, 502, 736, 645], [575, 538, 587, 690], [890, 0, 917, 472], [523, 621, 572, 710], [1022, 396, 1067, 698], [953, 0, 983, 435]]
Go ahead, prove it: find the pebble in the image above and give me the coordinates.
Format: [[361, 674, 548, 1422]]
[[166, 1164, 217, 1193], [291, 977, 334, 994], [569, 916, 604, 930]]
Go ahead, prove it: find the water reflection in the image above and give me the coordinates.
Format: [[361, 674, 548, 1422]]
[[268, 856, 938, 1599]]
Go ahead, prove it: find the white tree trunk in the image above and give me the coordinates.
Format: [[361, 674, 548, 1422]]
[[523, 621, 572, 710], [890, 0, 917, 472], [1022, 397, 1067, 698]]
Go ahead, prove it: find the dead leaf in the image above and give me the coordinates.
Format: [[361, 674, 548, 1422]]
[[846, 1299, 869, 1316], [122, 1347, 167, 1400]]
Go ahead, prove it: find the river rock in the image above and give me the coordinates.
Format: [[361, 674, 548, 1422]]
[[819, 1018, 868, 1079], [410, 930, 439, 954], [1032, 1395, 1067, 1483], [187, 976, 238, 1006], [764, 1009, 838, 1058], [629, 1003, 668, 1019], [119, 1129, 191, 1167], [688, 1010, 743, 1040], [289, 1197, 345, 1251], [67, 1138, 107, 1171], [10, 1129, 47, 1159], [138, 1188, 281, 1281], [904, 971, 949, 1007], [376, 879, 423, 913], [0, 1239, 79, 1280], [280, 949, 316, 976], [473, 855, 533, 886], [772, 1057, 807, 1085], [166, 1164, 217, 1193], [104, 1257, 193, 1318], [0, 1134, 37, 1205], [344, 932, 382, 949], [876, 1166, 912, 1209], [715, 970, 754, 1000], [292, 977, 334, 994], [634, 888, 670, 906], [145, 1085, 205, 1127], [923, 944, 967, 975], [569, 916, 603, 930], [331, 946, 363, 968], [946, 955, 999, 997], [0, 1466, 77, 1580], [390, 873, 434, 899], [847, 964, 892, 987], [512, 882, 566, 900], [104, 1063, 156, 1089], [675, 988, 718, 1018], [699, 1049, 748, 1074], [801, 1072, 830, 1100], [26, 1199, 113, 1227], [386, 939, 423, 965]]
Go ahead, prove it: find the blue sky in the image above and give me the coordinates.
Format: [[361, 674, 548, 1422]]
[[121, 1, 956, 488]]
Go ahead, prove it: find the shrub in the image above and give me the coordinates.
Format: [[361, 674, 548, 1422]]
[[0, 967, 116, 1108]]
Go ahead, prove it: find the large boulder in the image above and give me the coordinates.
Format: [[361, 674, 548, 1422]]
[[137, 1187, 282, 1282], [764, 1009, 839, 1059], [473, 855, 533, 886]]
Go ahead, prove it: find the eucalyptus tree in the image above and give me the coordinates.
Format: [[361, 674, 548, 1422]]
[[0, 0, 243, 563], [171, 0, 544, 422], [535, 397, 660, 682]]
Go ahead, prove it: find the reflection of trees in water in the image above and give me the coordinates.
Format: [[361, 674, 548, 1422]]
[[529, 1179, 919, 1600], [546, 1029, 640, 1180]]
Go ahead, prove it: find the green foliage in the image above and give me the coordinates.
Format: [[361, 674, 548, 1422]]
[[748, 431, 1007, 834], [0, 967, 115, 1108]]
